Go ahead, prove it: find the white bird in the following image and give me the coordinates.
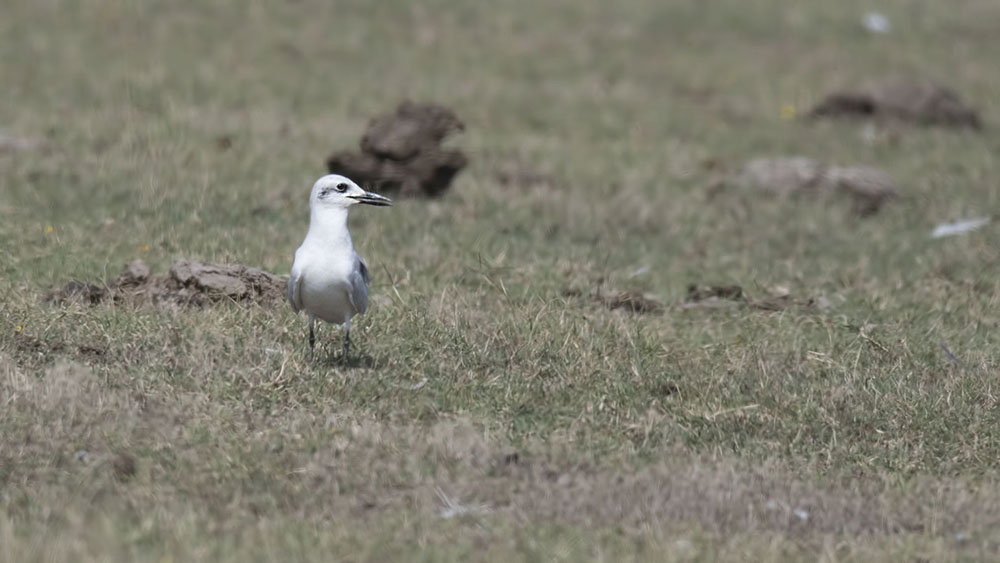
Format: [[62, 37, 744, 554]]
[[288, 174, 392, 362]]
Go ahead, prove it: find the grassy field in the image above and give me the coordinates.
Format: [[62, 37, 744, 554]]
[[3, 0, 1000, 560]]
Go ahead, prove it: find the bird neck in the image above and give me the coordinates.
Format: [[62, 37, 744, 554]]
[[306, 207, 353, 247]]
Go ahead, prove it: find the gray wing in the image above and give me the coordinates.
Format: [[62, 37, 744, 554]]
[[287, 261, 304, 313], [349, 254, 370, 315]]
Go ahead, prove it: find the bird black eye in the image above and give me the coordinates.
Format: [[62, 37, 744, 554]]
[[336, 182, 349, 192]]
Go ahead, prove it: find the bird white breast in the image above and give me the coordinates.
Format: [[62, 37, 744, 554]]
[[297, 248, 359, 325]]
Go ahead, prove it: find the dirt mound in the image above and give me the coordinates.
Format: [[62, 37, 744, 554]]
[[681, 284, 831, 313], [598, 289, 664, 314], [50, 281, 108, 305], [732, 156, 898, 216], [493, 156, 560, 190], [563, 286, 665, 315], [563, 281, 826, 315], [685, 284, 745, 303], [807, 78, 981, 129], [47, 259, 285, 307], [326, 100, 468, 197]]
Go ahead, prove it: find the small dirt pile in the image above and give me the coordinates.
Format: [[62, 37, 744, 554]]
[[807, 78, 981, 129], [681, 284, 830, 313], [731, 156, 898, 216], [46, 259, 286, 307], [563, 286, 665, 315]]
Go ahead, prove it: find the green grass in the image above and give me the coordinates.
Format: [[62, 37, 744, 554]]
[[3, 0, 1000, 560]]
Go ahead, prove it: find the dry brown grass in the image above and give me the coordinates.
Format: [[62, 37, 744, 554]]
[[3, 357, 1000, 560]]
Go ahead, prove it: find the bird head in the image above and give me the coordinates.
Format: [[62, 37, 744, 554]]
[[309, 175, 392, 210]]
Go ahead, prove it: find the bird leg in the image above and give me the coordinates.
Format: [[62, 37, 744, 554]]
[[308, 314, 316, 362], [341, 318, 351, 362]]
